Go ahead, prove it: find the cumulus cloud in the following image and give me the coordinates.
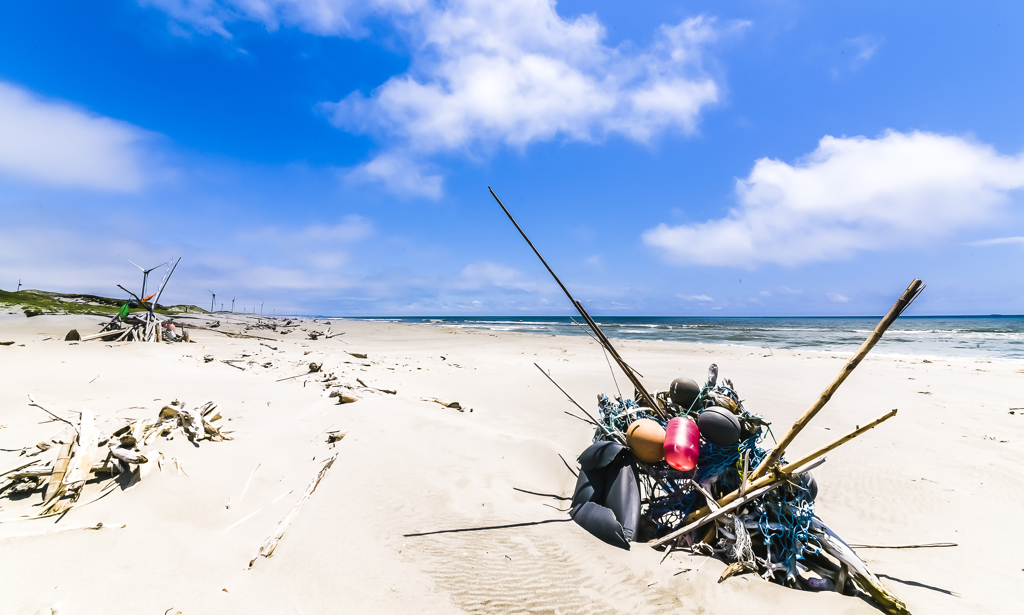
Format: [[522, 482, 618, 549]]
[[345, 152, 443, 198], [324, 4, 731, 155], [0, 82, 150, 192], [643, 130, 1024, 267], [148, 1, 739, 197]]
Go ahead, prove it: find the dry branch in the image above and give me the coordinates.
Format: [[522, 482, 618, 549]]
[[249, 454, 337, 568], [750, 280, 922, 480]]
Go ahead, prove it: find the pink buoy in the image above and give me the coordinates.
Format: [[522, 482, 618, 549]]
[[663, 417, 700, 471]]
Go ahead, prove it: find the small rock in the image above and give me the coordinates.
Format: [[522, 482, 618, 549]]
[[204, 355, 214, 363], [65, 329, 81, 341]]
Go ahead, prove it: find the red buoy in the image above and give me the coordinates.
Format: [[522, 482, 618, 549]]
[[664, 417, 700, 471]]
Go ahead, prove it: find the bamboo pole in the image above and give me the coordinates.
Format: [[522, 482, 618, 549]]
[[749, 280, 923, 481], [489, 187, 663, 418], [650, 409, 896, 548]]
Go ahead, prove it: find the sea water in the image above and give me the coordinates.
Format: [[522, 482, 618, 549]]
[[346, 315, 1024, 360]]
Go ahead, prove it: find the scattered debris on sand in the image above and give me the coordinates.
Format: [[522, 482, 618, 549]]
[[1, 396, 230, 519]]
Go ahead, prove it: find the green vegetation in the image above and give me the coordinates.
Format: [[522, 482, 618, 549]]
[[0, 289, 206, 317]]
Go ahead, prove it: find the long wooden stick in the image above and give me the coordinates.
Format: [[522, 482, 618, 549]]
[[79, 329, 125, 342], [249, 454, 337, 568], [650, 457, 826, 549], [749, 280, 923, 481], [489, 187, 663, 417], [812, 519, 909, 615], [534, 363, 610, 435], [650, 410, 896, 548]]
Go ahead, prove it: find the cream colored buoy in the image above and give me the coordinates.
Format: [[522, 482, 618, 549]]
[[626, 418, 666, 463]]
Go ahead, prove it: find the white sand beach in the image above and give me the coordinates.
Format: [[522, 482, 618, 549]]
[[1, 312, 1021, 614]]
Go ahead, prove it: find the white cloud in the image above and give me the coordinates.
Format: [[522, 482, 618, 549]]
[[826, 292, 849, 303], [679, 294, 714, 302], [643, 130, 1024, 267], [345, 152, 443, 199], [968, 236, 1024, 247], [324, 6, 730, 155], [846, 35, 882, 69], [458, 261, 537, 291], [0, 82, 150, 192], [140, 0, 414, 37], [147, 1, 741, 196], [238, 215, 374, 271]]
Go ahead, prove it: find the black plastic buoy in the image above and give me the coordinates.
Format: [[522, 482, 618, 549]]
[[669, 377, 700, 410], [697, 406, 742, 447]]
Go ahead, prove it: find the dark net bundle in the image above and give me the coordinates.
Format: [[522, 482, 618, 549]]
[[589, 364, 825, 588]]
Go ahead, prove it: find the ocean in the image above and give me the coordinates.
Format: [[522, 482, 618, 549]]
[[346, 315, 1024, 361]]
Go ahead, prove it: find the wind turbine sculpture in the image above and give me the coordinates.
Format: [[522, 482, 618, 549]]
[[129, 260, 169, 301]]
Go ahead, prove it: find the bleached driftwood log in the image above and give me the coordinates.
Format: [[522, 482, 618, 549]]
[[810, 519, 909, 615], [47, 410, 98, 513], [249, 454, 337, 568], [42, 434, 75, 505]]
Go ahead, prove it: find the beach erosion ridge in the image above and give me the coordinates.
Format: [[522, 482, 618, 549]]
[[1, 310, 1021, 614]]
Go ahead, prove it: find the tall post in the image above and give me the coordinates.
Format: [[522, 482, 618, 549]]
[[489, 187, 663, 418]]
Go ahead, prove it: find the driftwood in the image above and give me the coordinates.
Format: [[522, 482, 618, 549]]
[[750, 280, 923, 481], [490, 187, 664, 418], [249, 454, 338, 568], [46, 410, 99, 513], [108, 446, 148, 464], [650, 410, 896, 549], [79, 329, 126, 342], [847, 542, 956, 549], [42, 435, 75, 505], [811, 519, 910, 615], [651, 457, 826, 548]]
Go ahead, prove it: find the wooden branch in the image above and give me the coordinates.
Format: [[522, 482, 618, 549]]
[[47, 410, 98, 513], [750, 279, 923, 481], [249, 454, 337, 567], [847, 542, 956, 549], [80, 329, 125, 342], [27, 395, 76, 429], [42, 437, 74, 505], [489, 187, 663, 418], [811, 519, 909, 615], [0, 460, 41, 480], [650, 461, 820, 549], [651, 410, 896, 548]]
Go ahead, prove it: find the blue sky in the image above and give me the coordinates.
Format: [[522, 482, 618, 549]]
[[1, 1, 1022, 316]]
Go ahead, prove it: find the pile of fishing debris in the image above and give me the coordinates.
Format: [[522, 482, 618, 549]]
[[489, 188, 920, 615], [0, 396, 229, 518]]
